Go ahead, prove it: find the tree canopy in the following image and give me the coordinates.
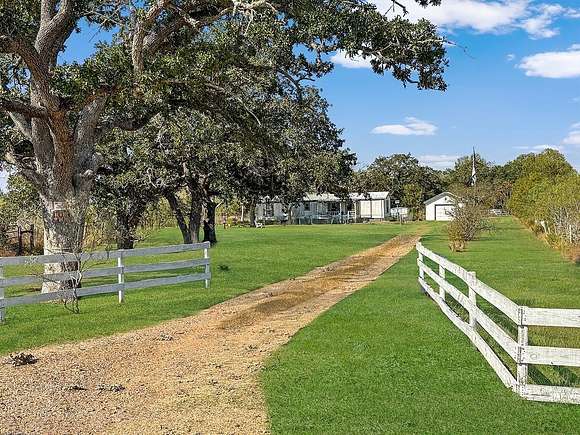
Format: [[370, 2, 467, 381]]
[[0, 0, 448, 260], [355, 153, 442, 202]]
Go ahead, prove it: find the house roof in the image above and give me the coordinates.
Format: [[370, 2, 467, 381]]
[[423, 191, 457, 206], [260, 191, 390, 203], [303, 191, 390, 202], [302, 193, 342, 202], [352, 191, 390, 201]]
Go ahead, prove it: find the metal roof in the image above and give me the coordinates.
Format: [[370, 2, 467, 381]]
[[423, 191, 457, 206], [303, 191, 390, 202], [260, 191, 390, 203]]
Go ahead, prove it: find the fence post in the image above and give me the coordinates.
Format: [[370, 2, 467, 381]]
[[204, 243, 210, 289], [117, 252, 125, 303], [417, 247, 425, 294], [0, 266, 4, 322], [438, 264, 446, 300], [468, 271, 477, 330], [517, 306, 528, 396]]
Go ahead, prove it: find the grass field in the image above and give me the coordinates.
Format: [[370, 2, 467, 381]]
[[421, 218, 580, 386], [262, 217, 580, 433], [0, 223, 414, 355], [421, 218, 579, 310]]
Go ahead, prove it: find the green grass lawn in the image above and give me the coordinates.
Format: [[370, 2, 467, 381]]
[[0, 222, 413, 355], [421, 217, 580, 386], [421, 217, 579, 310], [262, 217, 580, 433]]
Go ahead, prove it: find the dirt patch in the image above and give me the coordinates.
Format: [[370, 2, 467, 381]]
[[0, 234, 420, 435]]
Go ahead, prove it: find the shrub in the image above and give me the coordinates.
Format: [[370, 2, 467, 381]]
[[446, 187, 493, 252]]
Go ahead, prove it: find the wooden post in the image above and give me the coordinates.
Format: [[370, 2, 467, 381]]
[[418, 250, 425, 293], [517, 306, 529, 395], [30, 224, 34, 254], [438, 264, 446, 300], [468, 271, 477, 330], [117, 252, 125, 303], [0, 266, 4, 322], [204, 244, 210, 289], [17, 226, 22, 256]]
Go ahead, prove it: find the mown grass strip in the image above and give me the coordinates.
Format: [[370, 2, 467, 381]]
[[262, 246, 580, 434]]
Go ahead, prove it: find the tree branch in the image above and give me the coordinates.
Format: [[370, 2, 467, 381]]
[[97, 109, 160, 141], [0, 97, 48, 119], [0, 36, 58, 110], [36, 0, 75, 63], [132, 0, 173, 74], [74, 90, 110, 168], [138, 1, 231, 66], [4, 152, 48, 193], [40, 0, 57, 23], [8, 112, 33, 140]]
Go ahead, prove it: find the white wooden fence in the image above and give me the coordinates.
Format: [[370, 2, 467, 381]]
[[416, 242, 580, 405], [0, 242, 211, 322]]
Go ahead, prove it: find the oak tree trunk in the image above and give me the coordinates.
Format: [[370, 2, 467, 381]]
[[165, 192, 203, 244], [203, 200, 218, 245], [40, 191, 89, 293], [166, 192, 193, 244], [248, 198, 257, 227], [188, 195, 202, 243], [116, 211, 135, 250]]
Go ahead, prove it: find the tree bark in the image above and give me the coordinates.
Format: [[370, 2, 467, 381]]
[[165, 192, 193, 244], [40, 191, 89, 293], [248, 198, 257, 227], [188, 193, 202, 243], [203, 199, 218, 245], [115, 212, 135, 250]]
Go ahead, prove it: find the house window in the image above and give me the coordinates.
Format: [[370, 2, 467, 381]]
[[304, 202, 311, 211], [328, 202, 340, 213], [264, 203, 274, 218]]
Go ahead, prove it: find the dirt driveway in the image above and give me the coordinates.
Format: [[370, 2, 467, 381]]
[[0, 234, 419, 434]]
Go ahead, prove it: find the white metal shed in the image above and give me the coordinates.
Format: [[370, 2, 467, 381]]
[[354, 191, 391, 220]]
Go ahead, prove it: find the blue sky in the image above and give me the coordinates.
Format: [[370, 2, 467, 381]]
[[322, 0, 580, 170], [45, 0, 580, 175]]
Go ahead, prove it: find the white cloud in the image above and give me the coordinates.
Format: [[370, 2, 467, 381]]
[[563, 124, 580, 145], [563, 132, 580, 145], [518, 47, 580, 78], [330, 51, 372, 69], [374, 1, 580, 39], [518, 3, 578, 38], [515, 144, 564, 151], [418, 154, 460, 169], [371, 117, 437, 136], [506, 53, 516, 61], [380, 0, 528, 33]]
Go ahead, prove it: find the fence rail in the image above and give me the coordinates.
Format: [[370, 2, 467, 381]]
[[416, 242, 580, 405], [0, 242, 211, 322]]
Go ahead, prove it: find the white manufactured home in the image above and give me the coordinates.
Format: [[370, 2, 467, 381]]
[[424, 192, 458, 221], [255, 192, 391, 224]]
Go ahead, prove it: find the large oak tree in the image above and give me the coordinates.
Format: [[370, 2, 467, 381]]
[[0, 0, 447, 288]]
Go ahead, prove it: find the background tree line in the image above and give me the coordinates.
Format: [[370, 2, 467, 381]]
[[353, 149, 578, 254]]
